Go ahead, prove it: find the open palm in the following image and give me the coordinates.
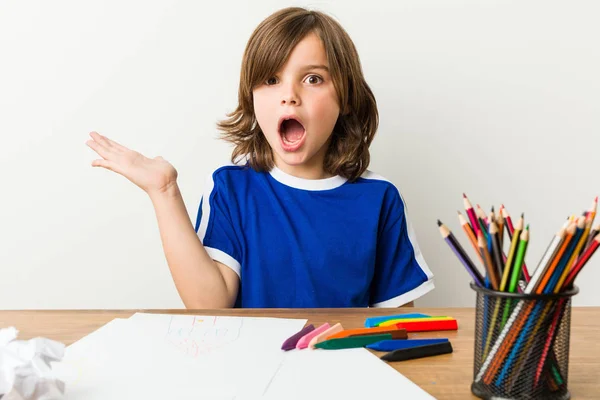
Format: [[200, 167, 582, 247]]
[[86, 132, 178, 196]]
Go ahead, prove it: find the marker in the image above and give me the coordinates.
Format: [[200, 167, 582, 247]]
[[349, 329, 407, 340], [326, 326, 407, 340], [393, 319, 458, 332], [314, 334, 392, 350], [296, 323, 330, 349], [308, 323, 343, 349], [365, 313, 432, 328], [281, 324, 315, 351], [380, 341, 453, 362], [367, 338, 449, 352], [377, 316, 454, 328]]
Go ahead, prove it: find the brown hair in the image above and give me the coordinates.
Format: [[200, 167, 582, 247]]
[[217, 7, 378, 181]]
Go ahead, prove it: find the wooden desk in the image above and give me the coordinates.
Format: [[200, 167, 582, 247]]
[[1, 308, 598, 399]]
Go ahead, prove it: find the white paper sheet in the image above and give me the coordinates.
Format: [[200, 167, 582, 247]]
[[53, 313, 435, 400]]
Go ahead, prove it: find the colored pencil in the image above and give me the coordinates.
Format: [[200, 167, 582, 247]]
[[483, 223, 577, 384], [489, 220, 505, 279], [476, 204, 490, 238], [438, 220, 485, 286], [479, 231, 500, 290], [534, 222, 576, 294], [497, 205, 505, 248], [543, 217, 585, 294], [587, 196, 598, 220], [458, 211, 483, 263], [480, 215, 522, 358], [530, 220, 569, 293], [501, 205, 514, 239], [530, 223, 593, 388], [508, 225, 530, 293], [443, 197, 600, 392], [463, 194, 481, 237], [507, 224, 569, 389], [563, 234, 600, 288], [509, 220, 576, 387], [533, 302, 567, 387], [499, 215, 523, 292], [475, 222, 573, 384], [555, 215, 592, 290], [501, 226, 530, 326], [586, 223, 599, 250], [503, 208, 531, 282], [504, 219, 584, 387]]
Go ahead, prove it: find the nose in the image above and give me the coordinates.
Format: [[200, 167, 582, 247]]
[[280, 82, 301, 106]]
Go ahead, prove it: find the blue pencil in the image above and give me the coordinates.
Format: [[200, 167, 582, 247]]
[[367, 338, 449, 352], [543, 223, 584, 294]]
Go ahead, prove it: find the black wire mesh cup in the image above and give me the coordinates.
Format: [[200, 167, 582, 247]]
[[470, 282, 579, 400]]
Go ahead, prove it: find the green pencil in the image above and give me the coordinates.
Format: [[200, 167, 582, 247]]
[[508, 225, 530, 293], [499, 214, 524, 292], [501, 225, 530, 326]]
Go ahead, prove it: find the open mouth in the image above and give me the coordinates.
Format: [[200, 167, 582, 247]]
[[278, 116, 306, 151]]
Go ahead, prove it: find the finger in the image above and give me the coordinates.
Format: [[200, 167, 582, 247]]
[[90, 131, 129, 153], [104, 136, 129, 153], [91, 159, 123, 174], [89, 131, 113, 148], [86, 139, 114, 160]]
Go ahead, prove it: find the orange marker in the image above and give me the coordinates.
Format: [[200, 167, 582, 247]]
[[327, 326, 408, 340]]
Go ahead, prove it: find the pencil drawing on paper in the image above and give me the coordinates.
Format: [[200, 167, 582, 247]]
[[164, 315, 243, 357]]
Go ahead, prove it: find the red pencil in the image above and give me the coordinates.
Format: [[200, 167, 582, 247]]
[[463, 194, 480, 236], [563, 234, 600, 288], [586, 224, 600, 250], [501, 205, 514, 238]]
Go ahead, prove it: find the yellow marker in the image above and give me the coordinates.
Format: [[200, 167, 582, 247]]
[[377, 316, 454, 327]]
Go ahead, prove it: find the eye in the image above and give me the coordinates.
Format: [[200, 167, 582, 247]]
[[265, 76, 278, 85], [304, 75, 323, 84]]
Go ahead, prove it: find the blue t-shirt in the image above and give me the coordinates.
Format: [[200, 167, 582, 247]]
[[194, 165, 434, 308]]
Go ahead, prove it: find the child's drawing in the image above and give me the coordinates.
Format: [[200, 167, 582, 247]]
[[164, 315, 243, 357]]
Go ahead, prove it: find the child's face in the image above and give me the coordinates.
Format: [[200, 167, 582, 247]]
[[253, 32, 340, 178]]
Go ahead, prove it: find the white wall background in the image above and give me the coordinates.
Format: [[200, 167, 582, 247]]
[[1, 0, 598, 309]]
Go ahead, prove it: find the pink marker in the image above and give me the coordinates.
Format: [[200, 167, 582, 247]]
[[308, 323, 344, 349], [296, 323, 330, 349]]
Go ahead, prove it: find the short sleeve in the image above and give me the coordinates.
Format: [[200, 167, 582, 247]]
[[194, 170, 242, 278], [370, 188, 434, 307]]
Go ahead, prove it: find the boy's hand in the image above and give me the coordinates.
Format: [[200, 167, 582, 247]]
[[86, 131, 178, 198]]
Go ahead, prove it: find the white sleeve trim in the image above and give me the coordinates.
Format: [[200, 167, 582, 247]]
[[205, 247, 241, 279], [361, 170, 434, 280], [399, 194, 434, 280], [197, 172, 215, 242], [371, 279, 435, 308]]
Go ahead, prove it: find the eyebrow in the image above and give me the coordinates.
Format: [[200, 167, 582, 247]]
[[301, 64, 330, 73]]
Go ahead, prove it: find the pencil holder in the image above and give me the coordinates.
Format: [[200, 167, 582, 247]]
[[470, 283, 578, 400]]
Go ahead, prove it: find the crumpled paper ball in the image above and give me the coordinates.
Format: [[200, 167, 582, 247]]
[[0, 327, 65, 400]]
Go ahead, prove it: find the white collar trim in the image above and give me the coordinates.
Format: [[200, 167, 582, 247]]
[[269, 166, 347, 191]]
